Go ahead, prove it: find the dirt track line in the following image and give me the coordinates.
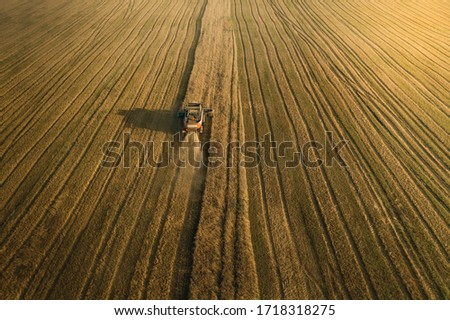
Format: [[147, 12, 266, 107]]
[[2, 0, 110, 97], [169, 163, 207, 299], [349, 93, 448, 297], [140, 166, 181, 299], [234, 46, 259, 298], [302, 25, 446, 294], [262, 0, 377, 298], [267, 2, 415, 296], [105, 9, 206, 298], [320, 0, 450, 116], [319, 1, 450, 115], [324, 3, 450, 177], [326, 0, 450, 117], [0, 0, 107, 86], [261, 0, 377, 298], [281, 21, 434, 297], [272, 0, 390, 299], [345, 0, 450, 70], [105, 20, 206, 295], [287, 0, 449, 138], [229, 36, 242, 299], [408, 1, 450, 32], [359, 1, 450, 64], [240, 0, 329, 298], [270, 1, 450, 218], [217, 18, 239, 298], [296, 45, 446, 296], [276, 0, 376, 295], [81, 0, 204, 298], [105, 165, 169, 299]]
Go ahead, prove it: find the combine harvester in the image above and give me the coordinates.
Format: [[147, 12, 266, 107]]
[[178, 102, 213, 134]]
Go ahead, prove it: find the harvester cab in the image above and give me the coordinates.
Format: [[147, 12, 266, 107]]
[[178, 102, 213, 134]]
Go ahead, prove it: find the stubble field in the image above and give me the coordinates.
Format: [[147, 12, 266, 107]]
[[1, 0, 449, 299]]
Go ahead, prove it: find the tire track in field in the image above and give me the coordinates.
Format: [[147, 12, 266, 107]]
[[0, 0, 74, 57], [368, 1, 450, 52], [234, 51, 260, 298], [272, 0, 414, 296], [324, 4, 450, 188], [189, 1, 259, 296], [276, 15, 439, 297], [296, 0, 450, 200], [316, 0, 445, 141], [23, 13, 183, 300], [98, 7, 206, 298], [256, 0, 446, 298], [240, 0, 332, 298], [51, 0, 204, 300], [322, 1, 450, 108], [217, 26, 240, 298], [0, 0, 102, 75], [326, 0, 448, 134], [291, 0, 449, 133], [360, 1, 450, 64]]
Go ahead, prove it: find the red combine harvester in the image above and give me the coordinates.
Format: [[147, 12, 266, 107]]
[[178, 102, 213, 134]]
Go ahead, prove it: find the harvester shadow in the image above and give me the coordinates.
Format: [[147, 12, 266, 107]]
[[117, 108, 178, 134]]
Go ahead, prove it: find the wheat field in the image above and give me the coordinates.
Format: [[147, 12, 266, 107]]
[[1, 0, 449, 299]]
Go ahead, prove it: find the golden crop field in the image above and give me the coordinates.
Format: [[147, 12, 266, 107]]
[[1, 0, 449, 299]]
